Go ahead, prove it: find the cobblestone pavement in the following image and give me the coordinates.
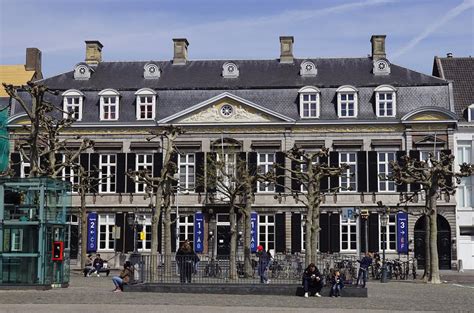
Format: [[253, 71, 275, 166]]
[[0, 270, 472, 313]]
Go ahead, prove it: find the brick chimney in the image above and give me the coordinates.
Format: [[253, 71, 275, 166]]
[[25, 48, 42, 79], [85, 40, 103, 65], [173, 38, 189, 65], [370, 35, 386, 60], [279, 36, 294, 64]]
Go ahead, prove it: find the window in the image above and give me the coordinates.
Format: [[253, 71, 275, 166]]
[[300, 156, 319, 192], [341, 215, 357, 251], [137, 215, 152, 252], [337, 86, 358, 118], [61, 155, 79, 188], [178, 215, 194, 246], [420, 150, 440, 167], [380, 214, 396, 251], [339, 152, 357, 191], [99, 154, 116, 193], [258, 214, 275, 251], [468, 104, 474, 122], [62, 90, 83, 121], [179, 153, 195, 191], [298, 86, 320, 118], [65, 214, 78, 253], [135, 88, 156, 120], [375, 85, 396, 117], [136, 154, 153, 193], [378, 152, 396, 192], [98, 214, 115, 251], [20, 155, 30, 178], [457, 141, 472, 207], [257, 153, 275, 192], [216, 153, 236, 195], [301, 214, 309, 252], [99, 89, 120, 121], [10, 229, 23, 252]]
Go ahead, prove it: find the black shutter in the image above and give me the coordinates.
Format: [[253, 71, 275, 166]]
[[357, 151, 367, 192], [319, 213, 329, 253], [396, 151, 407, 192], [368, 213, 379, 253], [171, 213, 177, 252], [368, 151, 378, 192], [320, 155, 329, 192], [291, 160, 300, 191], [275, 152, 286, 193], [124, 213, 135, 252], [237, 152, 247, 183], [89, 153, 100, 194], [126, 153, 136, 193], [441, 149, 453, 188], [409, 150, 420, 192], [195, 152, 205, 193], [248, 152, 258, 193], [153, 153, 163, 178], [329, 213, 340, 253], [275, 213, 286, 253], [360, 217, 367, 253], [11, 152, 21, 177], [80, 153, 89, 172], [115, 213, 125, 252], [206, 152, 217, 193], [329, 152, 339, 190], [158, 212, 163, 253], [170, 152, 178, 188], [116, 153, 126, 193], [291, 213, 302, 253]]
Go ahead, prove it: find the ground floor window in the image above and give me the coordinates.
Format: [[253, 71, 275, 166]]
[[179, 215, 194, 246], [380, 214, 396, 251], [259, 214, 275, 251], [98, 214, 115, 251], [137, 214, 152, 252], [341, 215, 357, 251]]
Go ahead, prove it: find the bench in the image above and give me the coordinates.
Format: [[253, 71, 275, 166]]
[[83, 263, 110, 277], [296, 286, 367, 297]]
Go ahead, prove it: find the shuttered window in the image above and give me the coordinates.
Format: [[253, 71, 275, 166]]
[[340, 215, 357, 252], [136, 154, 153, 193], [258, 214, 275, 251]]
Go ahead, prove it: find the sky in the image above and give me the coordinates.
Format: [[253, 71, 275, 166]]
[[0, 0, 473, 78]]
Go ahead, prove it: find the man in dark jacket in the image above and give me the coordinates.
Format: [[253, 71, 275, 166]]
[[176, 240, 200, 283], [357, 252, 373, 288], [302, 263, 323, 297], [257, 245, 270, 284]]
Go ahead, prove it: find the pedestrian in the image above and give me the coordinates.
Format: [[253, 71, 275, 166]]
[[112, 261, 133, 292], [329, 270, 344, 297], [302, 263, 323, 298], [176, 240, 199, 283], [257, 245, 270, 284], [83, 254, 94, 277], [357, 252, 373, 288], [88, 253, 104, 277]]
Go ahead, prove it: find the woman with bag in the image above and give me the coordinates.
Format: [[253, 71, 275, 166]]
[[112, 261, 133, 292]]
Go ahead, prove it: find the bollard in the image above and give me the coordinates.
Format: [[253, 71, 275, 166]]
[[458, 259, 464, 273]]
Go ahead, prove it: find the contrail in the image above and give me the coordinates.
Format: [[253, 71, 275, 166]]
[[393, 0, 474, 59]]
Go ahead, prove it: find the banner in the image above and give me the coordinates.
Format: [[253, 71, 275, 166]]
[[250, 212, 258, 252], [397, 212, 408, 254], [194, 212, 204, 253], [87, 212, 98, 253]]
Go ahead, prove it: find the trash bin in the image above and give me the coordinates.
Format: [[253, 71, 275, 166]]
[[129, 252, 142, 282]]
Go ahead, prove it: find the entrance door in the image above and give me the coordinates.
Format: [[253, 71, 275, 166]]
[[216, 214, 230, 256], [414, 215, 451, 270]]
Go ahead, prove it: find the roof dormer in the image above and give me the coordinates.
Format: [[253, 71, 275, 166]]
[[144, 63, 161, 79], [300, 60, 317, 77], [73, 63, 94, 80], [222, 62, 239, 78]]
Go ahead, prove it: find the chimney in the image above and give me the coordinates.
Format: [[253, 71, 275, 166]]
[[279, 36, 294, 64], [85, 40, 103, 65], [173, 38, 189, 65], [370, 35, 386, 60], [25, 48, 42, 78]]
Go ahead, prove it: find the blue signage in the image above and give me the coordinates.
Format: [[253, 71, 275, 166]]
[[87, 212, 98, 253], [397, 212, 408, 254], [194, 212, 204, 253], [250, 212, 258, 252]]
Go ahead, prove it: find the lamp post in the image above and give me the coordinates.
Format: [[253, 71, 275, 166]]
[[209, 230, 214, 260], [380, 208, 389, 283]]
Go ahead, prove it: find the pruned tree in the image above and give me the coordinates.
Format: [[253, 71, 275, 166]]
[[388, 152, 474, 284]]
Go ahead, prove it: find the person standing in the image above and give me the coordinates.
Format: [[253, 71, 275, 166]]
[[176, 240, 199, 283], [302, 263, 323, 298], [357, 252, 373, 288], [257, 245, 270, 284]]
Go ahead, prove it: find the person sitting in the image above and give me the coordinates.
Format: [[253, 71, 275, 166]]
[[112, 261, 133, 292], [88, 253, 104, 277], [83, 254, 94, 277], [302, 263, 323, 298], [329, 270, 344, 297]]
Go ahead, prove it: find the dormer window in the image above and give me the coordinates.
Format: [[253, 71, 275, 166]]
[[135, 88, 156, 120], [222, 62, 239, 78], [468, 104, 474, 122], [144, 63, 160, 79], [73, 63, 93, 80], [337, 85, 358, 118], [298, 86, 320, 118], [98, 89, 120, 121], [62, 89, 84, 121], [300, 60, 317, 77], [375, 85, 397, 117]]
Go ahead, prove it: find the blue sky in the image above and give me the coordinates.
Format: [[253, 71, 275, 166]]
[[1, 0, 473, 78]]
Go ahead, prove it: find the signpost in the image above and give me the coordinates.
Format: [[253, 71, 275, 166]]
[[250, 212, 258, 252], [397, 212, 408, 254], [87, 212, 98, 253], [194, 212, 204, 253], [342, 207, 355, 220]]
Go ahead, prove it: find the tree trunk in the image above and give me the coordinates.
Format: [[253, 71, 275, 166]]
[[229, 205, 237, 280], [150, 190, 162, 281], [243, 192, 253, 277], [428, 190, 441, 284], [163, 205, 172, 274], [304, 209, 312, 266], [80, 192, 87, 268], [423, 213, 431, 282]]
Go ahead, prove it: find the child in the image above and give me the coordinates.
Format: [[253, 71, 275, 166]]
[[330, 271, 344, 297]]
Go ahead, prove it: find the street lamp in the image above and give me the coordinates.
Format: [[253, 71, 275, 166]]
[[380, 208, 389, 283]]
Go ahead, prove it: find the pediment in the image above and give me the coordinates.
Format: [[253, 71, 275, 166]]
[[401, 107, 458, 123], [159, 92, 294, 124]]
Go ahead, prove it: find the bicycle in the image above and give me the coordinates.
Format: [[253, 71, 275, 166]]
[[204, 259, 222, 278]]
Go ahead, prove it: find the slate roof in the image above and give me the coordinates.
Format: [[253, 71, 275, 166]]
[[433, 56, 474, 120]]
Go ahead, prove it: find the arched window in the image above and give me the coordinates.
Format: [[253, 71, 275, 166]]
[[374, 85, 397, 117], [98, 89, 120, 121], [135, 88, 156, 120], [62, 89, 84, 121], [298, 86, 320, 118], [336, 85, 358, 118]]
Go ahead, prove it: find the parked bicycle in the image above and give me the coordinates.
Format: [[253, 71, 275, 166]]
[[204, 259, 222, 278]]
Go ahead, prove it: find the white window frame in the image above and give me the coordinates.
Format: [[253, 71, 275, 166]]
[[178, 153, 195, 192], [336, 86, 358, 118], [340, 215, 358, 252], [298, 86, 320, 118], [20, 155, 30, 178], [375, 85, 396, 117], [136, 154, 153, 193], [135, 88, 156, 120], [99, 89, 120, 121], [258, 214, 275, 251], [468, 104, 474, 122], [301, 214, 307, 252], [99, 154, 116, 193], [216, 153, 236, 195], [379, 214, 397, 252], [98, 214, 115, 252], [339, 152, 357, 192], [457, 141, 472, 208], [137, 214, 152, 252], [300, 156, 319, 193], [65, 214, 79, 251], [61, 155, 79, 189], [10, 229, 24, 252], [377, 152, 396, 192], [178, 215, 194, 245], [62, 89, 84, 121], [257, 152, 275, 192]]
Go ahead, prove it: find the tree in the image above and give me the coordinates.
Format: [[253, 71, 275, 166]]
[[272, 146, 348, 265], [388, 152, 474, 284]]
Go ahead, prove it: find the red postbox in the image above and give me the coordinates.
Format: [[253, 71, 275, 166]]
[[52, 241, 64, 261]]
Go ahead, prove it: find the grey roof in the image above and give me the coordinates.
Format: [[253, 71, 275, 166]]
[[433, 56, 474, 120], [40, 58, 446, 91]]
